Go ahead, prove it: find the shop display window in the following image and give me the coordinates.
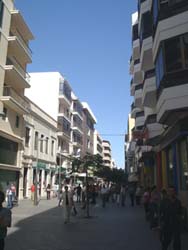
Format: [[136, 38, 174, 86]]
[[179, 139, 188, 190]]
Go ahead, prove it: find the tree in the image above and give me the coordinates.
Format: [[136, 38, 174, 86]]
[[71, 153, 103, 217]]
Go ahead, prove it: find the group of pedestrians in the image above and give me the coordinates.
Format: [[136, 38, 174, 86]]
[[143, 185, 183, 250]]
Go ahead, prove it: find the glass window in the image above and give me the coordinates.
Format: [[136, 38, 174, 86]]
[[25, 127, 30, 147], [15, 115, 19, 128], [51, 140, 54, 156], [179, 139, 188, 190], [167, 147, 174, 186], [153, 0, 159, 27], [0, 0, 4, 28], [183, 34, 188, 68], [155, 48, 164, 88], [45, 138, 48, 154], [2, 107, 7, 121], [165, 37, 182, 72], [34, 132, 38, 150], [40, 135, 44, 153]]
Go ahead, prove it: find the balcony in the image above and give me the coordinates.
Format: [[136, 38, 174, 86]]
[[153, 10, 188, 61], [130, 78, 136, 96], [133, 39, 140, 61], [4, 58, 30, 89], [72, 123, 83, 135], [135, 111, 145, 127], [138, 0, 152, 24], [157, 83, 188, 125], [142, 69, 156, 108], [132, 24, 140, 60], [72, 110, 83, 121], [8, 32, 32, 64], [134, 84, 143, 108], [133, 59, 144, 84], [0, 86, 29, 114], [131, 102, 142, 119], [57, 125, 71, 140], [11, 10, 34, 41], [140, 36, 153, 71]]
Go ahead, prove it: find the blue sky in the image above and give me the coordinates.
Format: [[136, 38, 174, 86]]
[[15, 0, 137, 168]]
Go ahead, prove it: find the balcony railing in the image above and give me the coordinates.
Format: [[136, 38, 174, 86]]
[[3, 86, 29, 110], [143, 69, 155, 85], [136, 111, 144, 118], [10, 30, 32, 57], [154, 0, 188, 32], [6, 57, 30, 82], [135, 83, 143, 91]]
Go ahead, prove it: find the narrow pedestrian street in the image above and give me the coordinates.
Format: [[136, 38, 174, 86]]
[[5, 199, 188, 250]]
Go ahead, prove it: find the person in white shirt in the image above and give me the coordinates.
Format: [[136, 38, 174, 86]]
[[62, 186, 73, 224]]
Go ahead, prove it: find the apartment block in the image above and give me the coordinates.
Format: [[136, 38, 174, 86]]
[[26, 72, 97, 170], [93, 129, 103, 157], [0, 0, 34, 196], [102, 140, 112, 168], [129, 0, 188, 207]]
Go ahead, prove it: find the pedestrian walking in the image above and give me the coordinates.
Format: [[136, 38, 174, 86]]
[[149, 186, 160, 230], [101, 185, 108, 208], [6, 186, 12, 209], [62, 186, 73, 224], [120, 184, 126, 207], [46, 184, 51, 200], [0, 191, 12, 250], [143, 187, 151, 220], [135, 185, 142, 205], [58, 190, 63, 207], [115, 184, 121, 205], [30, 184, 35, 202], [129, 183, 136, 207], [159, 187, 182, 250], [76, 184, 82, 203]]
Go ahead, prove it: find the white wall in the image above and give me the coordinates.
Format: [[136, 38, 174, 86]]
[[25, 72, 61, 121]]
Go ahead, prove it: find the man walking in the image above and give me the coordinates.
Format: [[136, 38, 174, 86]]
[[0, 191, 12, 250], [62, 186, 73, 224], [160, 187, 182, 250]]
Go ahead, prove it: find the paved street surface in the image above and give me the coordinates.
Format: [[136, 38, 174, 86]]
[[4, 198, 188, 250]]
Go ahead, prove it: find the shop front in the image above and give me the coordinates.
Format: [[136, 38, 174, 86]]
[[0, 168, 20, 195]]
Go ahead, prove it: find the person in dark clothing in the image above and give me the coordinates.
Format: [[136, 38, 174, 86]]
[[160, 187, 182, 250], [129, 184, 136, 207], [76, 184, 82, 203]]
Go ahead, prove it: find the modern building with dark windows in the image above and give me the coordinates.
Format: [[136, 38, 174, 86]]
[[129, 0, 188, 208]]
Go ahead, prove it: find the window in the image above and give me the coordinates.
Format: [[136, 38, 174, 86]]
[[45, 138, 48, 154], [25, 127, 30, 147], [40, 135, 44, 153], [132, 24, 138, 42], [165, 37, 182, 72], [153, 0, 159, 27], [2, 107, 7, 121], [34, 132, 38, 150], [155, 48, 164, 88], [140, 12, 153, 43], [15, 115, 19, 128], [51, 140, 54, 156], [0, 0, 4, 28], [179, 139, 188, 190], [183, 34, 188, 68]]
